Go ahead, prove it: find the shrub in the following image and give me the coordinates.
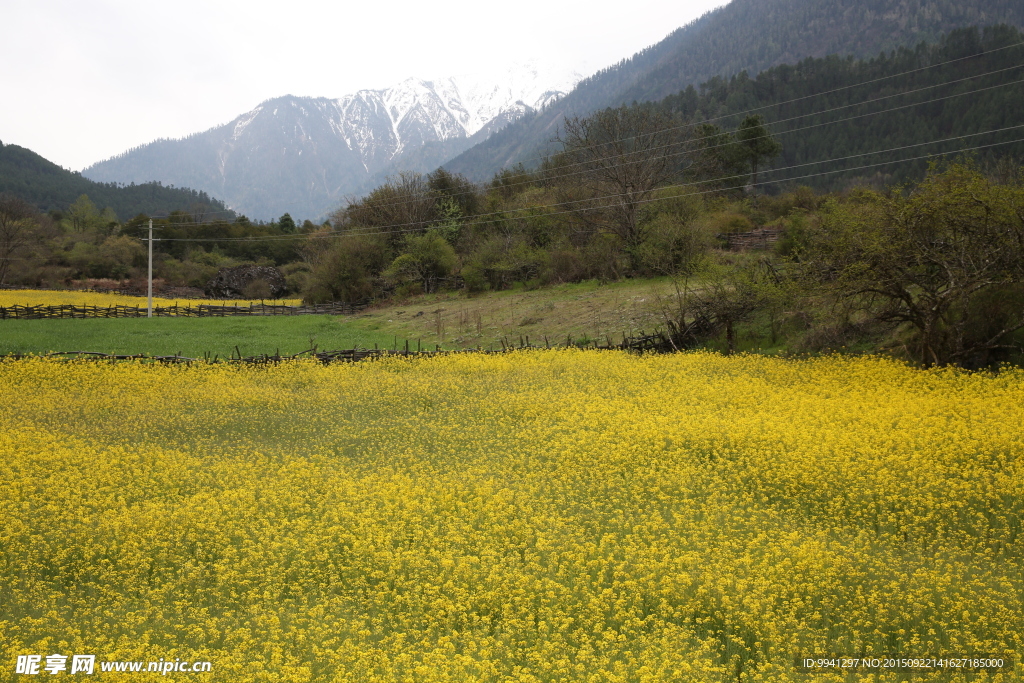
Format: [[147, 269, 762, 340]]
[[382, 230, 458, 294], [303, 234, 389, 304]]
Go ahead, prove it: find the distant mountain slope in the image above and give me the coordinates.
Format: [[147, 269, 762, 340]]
[[84, 96, 368, 223], [0, 141, 229, 219], [665, 24, 1024, 191], [444, 0, 1024, 181], [83, 64, 580, 220]]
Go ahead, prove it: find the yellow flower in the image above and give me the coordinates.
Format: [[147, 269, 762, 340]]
[[0, 351, 1020, 682]]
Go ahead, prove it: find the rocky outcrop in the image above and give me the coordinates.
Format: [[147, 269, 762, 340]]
[[205, 265, 287, 299]]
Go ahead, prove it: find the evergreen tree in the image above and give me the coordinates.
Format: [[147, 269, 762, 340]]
[[734, 115, 782, 191], [279, 213, 297, 233]]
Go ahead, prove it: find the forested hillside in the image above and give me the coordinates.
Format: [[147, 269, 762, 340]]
[[664, 24, 1024, 192], [444, 0, 1024, 180], [620, 0, 1024, 104], [0, 142, 229, 221]]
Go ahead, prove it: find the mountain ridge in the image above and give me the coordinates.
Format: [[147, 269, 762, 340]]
[[81, 0, 1024, 219], [83, 64, 581, 220], [442, 0, 1024, 181], [0, 141, 230, 221]]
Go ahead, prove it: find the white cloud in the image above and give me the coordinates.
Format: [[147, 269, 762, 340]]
[[0, 0, 725, 170]]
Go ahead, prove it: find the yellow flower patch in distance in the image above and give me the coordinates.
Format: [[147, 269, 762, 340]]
[[0, 352, 1021, 682], [0, 289, 302, 308]]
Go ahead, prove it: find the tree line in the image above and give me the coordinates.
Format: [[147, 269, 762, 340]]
[[0, 193, 317, 296]]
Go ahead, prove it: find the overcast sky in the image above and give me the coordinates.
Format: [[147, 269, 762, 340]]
[[1, 0, 725, 171]]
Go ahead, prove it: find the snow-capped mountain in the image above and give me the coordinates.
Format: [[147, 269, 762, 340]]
[[330, 61, 580, 172], [83, 63, 582, 220]]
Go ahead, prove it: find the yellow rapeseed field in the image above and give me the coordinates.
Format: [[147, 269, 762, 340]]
[[0, 289, 301, 308], [0, 351, 1020, 682]]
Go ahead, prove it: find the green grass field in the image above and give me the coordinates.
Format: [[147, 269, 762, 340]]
[[0, 279, 678, 357], [0, 315, 400, 358]]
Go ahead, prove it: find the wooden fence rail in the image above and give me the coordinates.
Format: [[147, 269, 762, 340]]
[[0, 301, 368, 320], [0, 330, 678, 365], [0, 348, 429, 365]]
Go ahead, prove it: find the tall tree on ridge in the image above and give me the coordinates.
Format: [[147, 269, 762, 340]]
[[734, 115, 782, 192]]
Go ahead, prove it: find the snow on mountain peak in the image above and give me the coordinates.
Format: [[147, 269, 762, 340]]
[[328, 61, 585, 167], [231, 105, 263, 141], [450, 60, 585, 133]]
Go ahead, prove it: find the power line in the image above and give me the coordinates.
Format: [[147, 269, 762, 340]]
[[325, 68, 1024, 213], [148, 124, 1024, 244], [337, 133, 1024, 239], [141, 41, 1024, 222], [267, 61, 1024, 218], [121, 42, 1024, 223], [504, 39, 1024, 167], [21, 132, 1023, 275], [552, 63, 1024, 172]]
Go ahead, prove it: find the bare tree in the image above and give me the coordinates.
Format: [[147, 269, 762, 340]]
[[808, 163, 1024, 367], [554, 105, 692, 252], [333, 172, 436, 250], [189, 202, 209, 225], [0, 195, 38, 286]]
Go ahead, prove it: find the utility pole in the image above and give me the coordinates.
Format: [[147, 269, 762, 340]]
[[147, 219, 154, 318]]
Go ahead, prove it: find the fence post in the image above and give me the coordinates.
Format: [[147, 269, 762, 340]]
[[147, 219, 154, 318]]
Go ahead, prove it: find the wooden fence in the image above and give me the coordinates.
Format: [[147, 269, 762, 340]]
[[0, 347, 422, 365], [719, 228, 784, 251], [0, 301, 367, 320], [0, 330, 678, 366]]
